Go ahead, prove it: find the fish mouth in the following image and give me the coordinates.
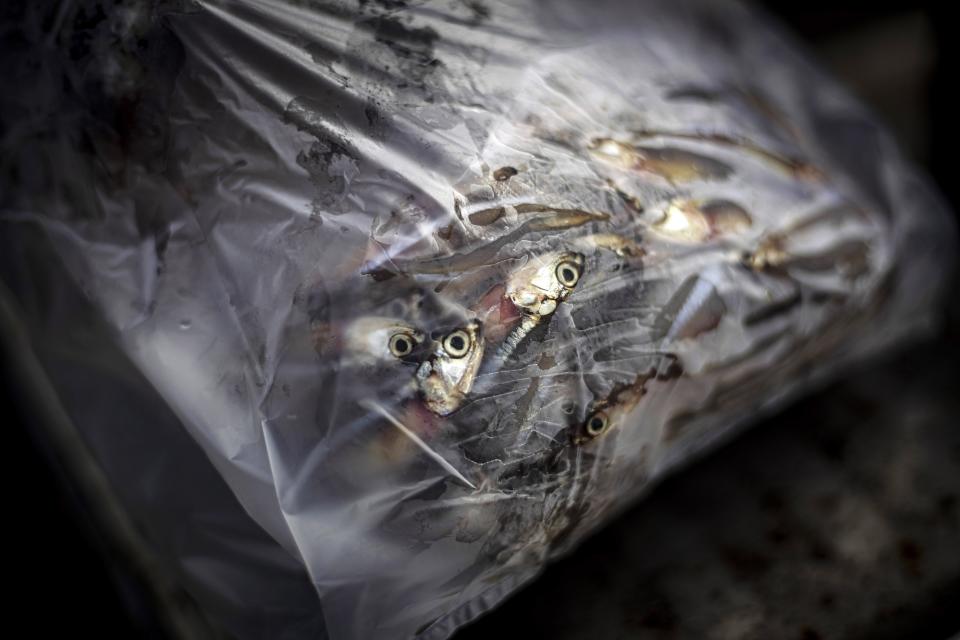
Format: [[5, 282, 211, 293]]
[[415, 361, 446, 413]]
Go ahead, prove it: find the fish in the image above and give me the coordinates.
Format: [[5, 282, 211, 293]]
[[464, 203, 609, 229], [371, 208, 606, 277], [573, 233, 645, 258], [304, 283, 432, 365], [327, 316, 428, 365], [629, 129, 824, 181], [655, 274, 727, 341], [415, 320, 485, 416], [573, 370, 655, 446], [338, 318, 485, 479], [743, 205, 873, 277], [311, 305, 484, 416], [588, 138, 734, 183], [496, 251, 585, 361], [648, 198, 752, 244]]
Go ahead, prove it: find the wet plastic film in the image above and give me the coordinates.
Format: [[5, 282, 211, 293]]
[[1, 1, 955, 639]]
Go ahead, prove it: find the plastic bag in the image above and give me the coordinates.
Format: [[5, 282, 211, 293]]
[[1, 1, 955, 638]]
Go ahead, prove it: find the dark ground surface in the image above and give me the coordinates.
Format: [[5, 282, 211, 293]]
[[4, 3, 959, 639]]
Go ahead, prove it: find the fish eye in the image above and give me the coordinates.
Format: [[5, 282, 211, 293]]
[[555, 261, 582, 288], [388, 332, 415, 357], [583, 411, 609, 438], [442, 329, 471, 358]]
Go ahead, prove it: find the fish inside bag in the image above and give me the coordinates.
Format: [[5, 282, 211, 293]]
[[0, 0, 955, 639]]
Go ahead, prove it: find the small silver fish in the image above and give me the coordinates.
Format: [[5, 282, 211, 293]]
[[416, 320, 485, 415], [314, 310, 484, 417], [497, 251, 585, 360], [573, 370, 655, 446], [743, 205, 873, 276], [649, 199, 752, 244], [589, 138, 733, 183], [655, 274, 727, 341], [310, 315, 428, 370], [630, 129, 824, 181], [573, 233, 645, 258]]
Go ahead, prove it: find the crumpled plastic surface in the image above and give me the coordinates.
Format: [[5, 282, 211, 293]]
[[0, 1, 955, 639]]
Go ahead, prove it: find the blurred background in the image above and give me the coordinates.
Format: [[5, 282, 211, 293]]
[[3, 2, 958, 638]]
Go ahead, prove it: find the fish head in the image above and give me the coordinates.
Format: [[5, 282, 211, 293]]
[[588, 137, 637, 170], [649, 198, 752, 244], [416, 320, 485, 415], [506, 251, 585, 319], [572, 372, 653, 446], [340, 316, 427, 365]]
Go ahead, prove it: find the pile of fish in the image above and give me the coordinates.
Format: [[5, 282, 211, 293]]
[[306, 120, 898, 581]]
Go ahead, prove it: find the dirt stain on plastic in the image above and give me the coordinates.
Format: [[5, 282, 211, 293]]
[[362, 15, 440, 86], [465, 1, 490, 24]]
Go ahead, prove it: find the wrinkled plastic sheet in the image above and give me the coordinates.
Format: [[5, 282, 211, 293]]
[[0, 1, 955, 638]]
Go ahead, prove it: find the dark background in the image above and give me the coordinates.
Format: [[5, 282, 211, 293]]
[[3, 2, 959, 638]]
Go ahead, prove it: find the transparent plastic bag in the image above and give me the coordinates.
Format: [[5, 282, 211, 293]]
[[1, 1, 955, 638]]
